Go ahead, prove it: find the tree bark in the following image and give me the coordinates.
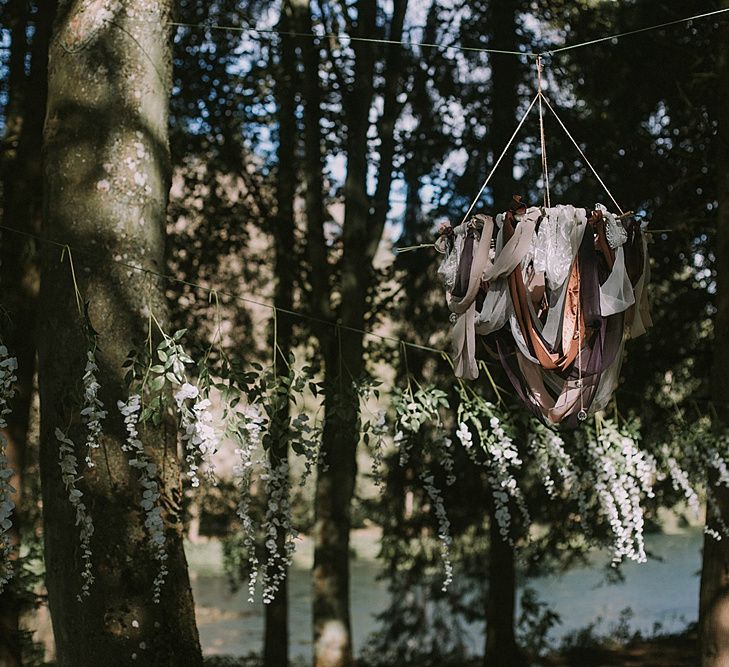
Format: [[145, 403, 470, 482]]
[[312, 332, 363, 667], [310, 1, 377, 664], [699, 0, 729, 653], [292, 0, 331, 325], [0, 0, 28, 165], [292, 0, 407, 662], [486, 0, 521, 211], [263, 5, 298, 665], [38, 2, 202, 664], [366, 0, 407, 261], [483, 1, 524, 664], [484, 501, 524, 666], [0, 2, 55, 664]]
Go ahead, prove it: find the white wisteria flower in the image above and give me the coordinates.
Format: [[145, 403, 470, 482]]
[[0, 345, 18, 591], [174, 382, 198, 403], [364, 410, 389, 488], [582, 421, 656, 564], [456, 399, 528, 544], [661, 444, 701, 518], [174, 384, 220, 487], [260, 456, 297, 605], [118, 394, 168, 602], [456, 421, 473, 450], [528, 425, 576, 499], [80, 349, 107, 468], [482, 413, 529, 542], [55, 428, 95, 600], [232, 404, 264, 602], [421, 472, 453, 592]]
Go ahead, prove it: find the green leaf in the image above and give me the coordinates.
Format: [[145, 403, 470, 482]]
[[149, 375, 165, 392]]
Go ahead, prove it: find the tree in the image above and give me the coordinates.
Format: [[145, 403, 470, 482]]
[[38, 2, 202, 663], [263, 4, 299, 664], [0, 1, 55, 663], [699, 0, 729, 648], [287, 2, 409, 664], [479, 2, 527, 664]]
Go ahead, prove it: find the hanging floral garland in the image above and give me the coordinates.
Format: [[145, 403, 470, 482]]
[[1, 239, 727, 605], [0, 344, 18, 592]]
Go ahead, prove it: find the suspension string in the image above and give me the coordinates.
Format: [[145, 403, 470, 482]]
[[540, 94, 626, 215], [576, 262, 586, 422], [459, 92, 540, 225], [536, 57, 551, 209]]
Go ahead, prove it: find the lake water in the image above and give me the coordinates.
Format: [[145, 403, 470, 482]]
[[188, 526, 704, 660]]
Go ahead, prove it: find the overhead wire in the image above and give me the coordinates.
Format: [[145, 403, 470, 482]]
[[163, 6, 729, 59], [168, 20, 537, 57], [543, 6, 729, 55]]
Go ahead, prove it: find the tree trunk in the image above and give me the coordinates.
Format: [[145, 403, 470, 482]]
[[292, 0, 331, 325], [487, 0, 521, 211], [0, 2, 54, 664], [38, 3, 202, 664], [310, 0, 377, 663], [484, 502, 524, 666], [699, 0, 729, 651], [263, 5, 298, 664], [0, 0, 28, 165], [312, 333, 364, 667], [483, 1, 523, 664], [0, 6, 30, 665]]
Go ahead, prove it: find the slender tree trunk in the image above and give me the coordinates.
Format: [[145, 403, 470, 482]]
[[699, 0, 729, 653], [0, 3, 28, 663], [38, 3, 202, 664], [484, 501, 524, 666], [292, 0, 331, 326], [0, 3, 54, 664], [0, 0, 28, 164], [487, 0, 521, 211], [294, 0, 405, 662], [312, 332, 364, 667], [263, 5, 298, 664], [483, 1, 524, 664], [310, 1, 378, 663]]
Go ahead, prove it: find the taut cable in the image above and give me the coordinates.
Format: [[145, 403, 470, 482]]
[[459, 93, 540, 225], [536, 56, 551, 209]]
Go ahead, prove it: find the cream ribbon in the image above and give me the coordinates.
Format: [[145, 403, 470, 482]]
[[450, 207, 541, 379]]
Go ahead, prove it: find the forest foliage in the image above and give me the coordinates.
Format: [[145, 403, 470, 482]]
[[0, 1, 728, 666]]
